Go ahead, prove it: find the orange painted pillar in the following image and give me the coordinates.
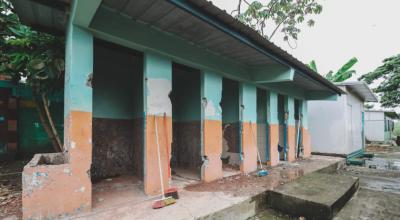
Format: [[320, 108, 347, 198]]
[[143, 52, 173, 195], [239, 83, 258, 174], [268, 91, 280, 166], [201, 72, 223, 182]]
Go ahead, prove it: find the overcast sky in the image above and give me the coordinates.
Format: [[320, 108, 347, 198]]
[[211, 0, 400, 81], [211, 0, 400, 110]]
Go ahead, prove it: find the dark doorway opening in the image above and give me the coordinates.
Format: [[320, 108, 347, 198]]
[[170, 63, 202, 186], [220, 78, 241, 176], [257, 89, 268, 163]]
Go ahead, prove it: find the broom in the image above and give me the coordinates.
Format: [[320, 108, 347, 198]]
[[152, 115, 176, 209], [250, 121, 268, 177]]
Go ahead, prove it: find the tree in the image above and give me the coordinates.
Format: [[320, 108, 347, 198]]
[[308, 57, 358, 82], [359, 54, 400, 108], [0, 0, 64, 152], [233, 0, 323, 47]]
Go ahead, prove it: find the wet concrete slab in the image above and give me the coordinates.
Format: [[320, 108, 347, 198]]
[[68, 156, 344, 220], [267, 172, 359, 220], [334, 145, 400, 220], [334, 188, 400, 220]]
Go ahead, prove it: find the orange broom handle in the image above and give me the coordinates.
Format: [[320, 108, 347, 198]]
[[164, 113, 171, 178]]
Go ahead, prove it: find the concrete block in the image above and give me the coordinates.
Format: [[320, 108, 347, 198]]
[[267, 173, 359, 219]]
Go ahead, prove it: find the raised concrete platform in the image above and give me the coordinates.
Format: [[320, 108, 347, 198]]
[[267, 172, 359, 220], [68, 156, 345, 220]]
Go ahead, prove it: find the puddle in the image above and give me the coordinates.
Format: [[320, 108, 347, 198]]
[[364, 157, 400, 171]]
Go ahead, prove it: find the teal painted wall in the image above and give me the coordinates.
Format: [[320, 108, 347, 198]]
[[221, 78, 239, 123], [268, 91, 279, 124], [201, 71, 222, 121], [287, 96, 295, 125], [240, 83, 257, 122], [93, 41, 143, 119], [65, 24, 93, 116], [171, 65, 201, 122], [144, 52, 172, 80]]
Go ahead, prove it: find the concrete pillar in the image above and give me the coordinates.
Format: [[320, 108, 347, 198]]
[[22, 24, 93, 220], [201, 71, 223, 182], [268, 91, 279, 166], [301, 100, 311, 158], [286, 96, 296, 162], [143, 52, 173, 195], [239, 83, 257, 173]]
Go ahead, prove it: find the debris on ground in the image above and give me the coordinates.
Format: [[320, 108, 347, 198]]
[[0, 160, 27, 219]]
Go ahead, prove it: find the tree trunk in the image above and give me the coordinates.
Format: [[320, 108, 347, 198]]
[[42, 93, 63, 152], [32, 88, 62, 152]]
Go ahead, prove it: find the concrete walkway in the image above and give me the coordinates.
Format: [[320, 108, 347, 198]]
[[67, 156, 344, 220]]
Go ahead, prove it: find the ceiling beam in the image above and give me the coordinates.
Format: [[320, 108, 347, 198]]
[[250, 65, 294, 83], [72, 0, 102, 28]]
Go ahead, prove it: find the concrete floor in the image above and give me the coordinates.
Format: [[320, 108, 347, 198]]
[[334, 188, 400, 220], [334, 145, 400, 220], [68, 156, 343, 220]]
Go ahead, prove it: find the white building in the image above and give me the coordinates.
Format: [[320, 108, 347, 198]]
[[365, 110, 398, 143], [308, 82, 378, 157]]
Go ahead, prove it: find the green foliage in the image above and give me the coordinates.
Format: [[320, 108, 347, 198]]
[[359, 54, 400, 108], [1, 0, 64, 151], [308, 60, 317, 72], [364, 103, 374, 110], [308, 57, 358, 82], [0, 0, 64, 94], [235, 0, 323, 43]]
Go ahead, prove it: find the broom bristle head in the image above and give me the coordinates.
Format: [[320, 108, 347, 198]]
[[152, 197, 176, 209]]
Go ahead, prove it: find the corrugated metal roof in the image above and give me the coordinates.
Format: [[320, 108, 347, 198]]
[[10, 0, 344, 95], [336, 81, 378, 102]]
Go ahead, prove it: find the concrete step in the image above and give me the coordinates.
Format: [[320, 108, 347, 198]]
[[267, 172, 359, 220]]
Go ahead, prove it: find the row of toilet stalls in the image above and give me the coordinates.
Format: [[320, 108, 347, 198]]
[[278, 95, 304, 162]]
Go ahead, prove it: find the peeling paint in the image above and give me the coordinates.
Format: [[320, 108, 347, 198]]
[[205, 100, 218, 117], [75, 186, 85, 193], [71, 141, 76, 149], [146, 79, 172, 116], [63, 167, 72, 175]]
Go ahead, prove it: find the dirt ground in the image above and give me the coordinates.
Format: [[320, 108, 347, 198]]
[[0, 160, 27, 220], [185, 158, 341, 196], [365, 144, 399, 153]]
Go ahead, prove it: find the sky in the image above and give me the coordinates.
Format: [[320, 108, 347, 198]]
[[211, 0, 400, 110]]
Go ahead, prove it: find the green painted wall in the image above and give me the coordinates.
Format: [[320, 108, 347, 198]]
[[240, 83, 257, 122], [18, 101, 63, 154], [268, 91, 279, 124], [287, 96, 295, 126], [201, 71, 222, 121], [65, 24, 93, 116], [221, 78, 239, 123], [171, 66, 201, 122], [93, 41, 143, 119]]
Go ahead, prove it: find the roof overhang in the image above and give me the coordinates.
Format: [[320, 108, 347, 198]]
[[336, 81, 378, 102], [11, 0, 344, 99], [366, 110, 399, 119]]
